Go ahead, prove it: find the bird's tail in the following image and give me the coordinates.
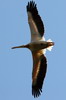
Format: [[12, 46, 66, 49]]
[[47, 39, 54, 51]]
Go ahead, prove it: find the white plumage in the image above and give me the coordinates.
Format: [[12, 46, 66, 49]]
[[12, 1, 54, 98]]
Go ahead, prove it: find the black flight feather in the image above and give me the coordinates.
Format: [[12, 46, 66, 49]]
[[32, 55, 47, 97], [26, 1, 45, 37]]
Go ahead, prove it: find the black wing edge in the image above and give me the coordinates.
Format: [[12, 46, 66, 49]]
[[32, 55, 47, 98], [26, 1, 44, 36]]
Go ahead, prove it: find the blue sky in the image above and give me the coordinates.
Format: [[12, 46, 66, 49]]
[[0, 0, 66, 100]]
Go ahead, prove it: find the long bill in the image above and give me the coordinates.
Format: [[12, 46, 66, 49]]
[[11, 44, 29, 49]]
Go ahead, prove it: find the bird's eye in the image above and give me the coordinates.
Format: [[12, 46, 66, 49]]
[[41, 43, 43, 46]]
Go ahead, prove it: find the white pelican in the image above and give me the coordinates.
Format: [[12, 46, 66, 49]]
[[12, 1, 54, 98]]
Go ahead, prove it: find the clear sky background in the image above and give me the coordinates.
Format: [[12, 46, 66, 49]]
[[0, 0, 66, 100]]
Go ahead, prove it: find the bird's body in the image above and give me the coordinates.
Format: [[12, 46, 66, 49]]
[[12, 1, 54, 98]]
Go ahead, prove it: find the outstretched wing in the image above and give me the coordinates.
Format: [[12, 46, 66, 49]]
[[32, 51, 47, 97], [26, 1, 45, 42]]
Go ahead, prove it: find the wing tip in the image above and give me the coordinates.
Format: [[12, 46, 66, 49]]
[[26, 1, 37, 12], [32, 85, 42, 98]]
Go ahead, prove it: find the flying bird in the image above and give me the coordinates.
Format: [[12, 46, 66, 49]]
[[12, 1, 54, 98]]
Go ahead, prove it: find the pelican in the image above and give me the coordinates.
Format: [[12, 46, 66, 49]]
[[12, 1, 54, 98]]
